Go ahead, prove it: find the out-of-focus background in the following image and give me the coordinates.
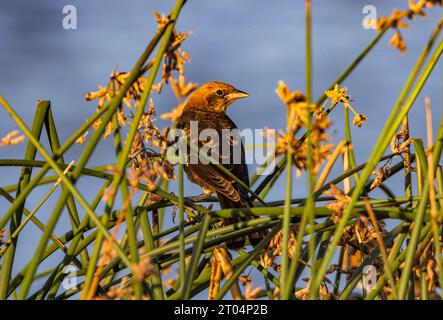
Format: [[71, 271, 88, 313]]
[[0, 0, 442, 295]]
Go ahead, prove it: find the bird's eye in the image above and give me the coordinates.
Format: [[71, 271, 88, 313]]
[[216, 90, 223, 96]]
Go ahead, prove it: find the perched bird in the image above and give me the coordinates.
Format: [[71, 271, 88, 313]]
[[176, 81, 265, 250]]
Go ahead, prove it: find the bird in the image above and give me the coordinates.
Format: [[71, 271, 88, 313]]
[[176, 81, 265, 250]]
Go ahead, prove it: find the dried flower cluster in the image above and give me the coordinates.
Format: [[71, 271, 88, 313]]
[[159, 68, 198, 124], [325, 84, 367, 128], [323, 184, 350, 224], [0, 130, 25, 146], [95, 275, 149, 300], [414, 242, 439, 296], [133, 255, 155, 282], [97, 276, 133, 300], [376, 0, 443, 54], [341, 216, 380, 253], [131, 99, 175, 190], [271, 81, 334, 175], [391, 121, 414, 174], [84, 69, 154, 140], [152, 11, 194, 96], [238, 275, 262, 300], [369, 158, 396, 190], [260, 229, 297, 273], [295, 279, 331, 300], [158, 17, 197, 125], [205, 247, 263, 300]]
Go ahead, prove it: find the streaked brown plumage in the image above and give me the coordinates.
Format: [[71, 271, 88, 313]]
[[176, 81, 265, 250]]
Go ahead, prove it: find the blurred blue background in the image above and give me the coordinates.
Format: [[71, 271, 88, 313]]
[[0, 0, 442, 298]]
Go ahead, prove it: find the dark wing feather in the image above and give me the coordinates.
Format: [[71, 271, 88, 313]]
[[186, 163, 245, 204], [177, 110, 252, 206]]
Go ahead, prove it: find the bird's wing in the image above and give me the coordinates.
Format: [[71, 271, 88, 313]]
[[186, 163, 245, 204], [177, 110, 251, 206]]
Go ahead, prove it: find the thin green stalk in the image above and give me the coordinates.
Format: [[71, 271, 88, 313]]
[[420, 269, 429, 300], [138, 205, 165, 300], [366, 200, 398, 298], [258, 158, 285, 199], [178, 145, 186, 294], [333, 246, 344, 296], [280, 150, 293, 299], [402, 117, 413, 207], [181, 214, 211, 299], [436, 167, 443, 209], [304, 0, 318, 299], [344, 106, 360, 184], [284, 209, 319, 298], [111, 111, 142, 299], [425, 111, 443, 300], [80, 213, 111, 300], [158, 179, 170, 234]]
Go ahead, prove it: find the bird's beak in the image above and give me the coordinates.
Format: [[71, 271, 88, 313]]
[[225, 90, 249, 102]]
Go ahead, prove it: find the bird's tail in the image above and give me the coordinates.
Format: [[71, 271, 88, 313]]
[[217, 193, 267, 250]]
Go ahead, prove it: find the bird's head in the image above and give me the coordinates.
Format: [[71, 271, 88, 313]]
[[184, 81, 249, 113]]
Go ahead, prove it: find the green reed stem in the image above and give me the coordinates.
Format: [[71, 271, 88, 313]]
[[138, 205, 165, 300], [181, 214, 211, 299], [280, 145, 293, 299], [178, 144, 186, 294]]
